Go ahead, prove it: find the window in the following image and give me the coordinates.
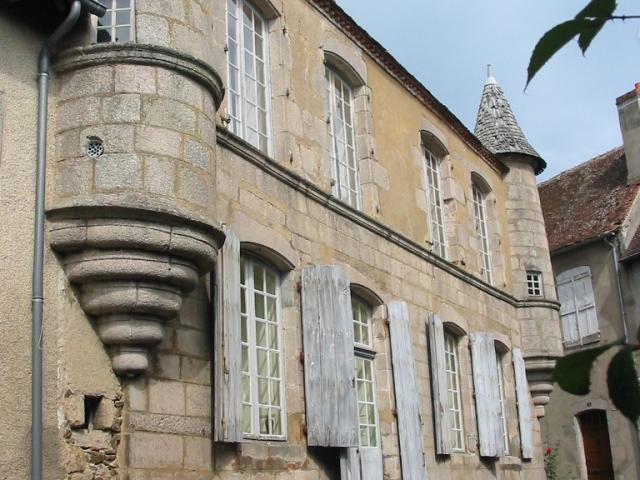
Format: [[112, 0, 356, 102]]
[[423, 147, 447, 258], [472, 182, 492, 283], [240, 256, 284, 438], [444, 332, 464, 451], [326, 67, 360, 209], [226, 0, 271, 153], [556, 266, 599, 346], [352, 296, 378, 448], [526, 271, 543, 296], [495, 351, 509, 454], [94, 0, 134, 44]]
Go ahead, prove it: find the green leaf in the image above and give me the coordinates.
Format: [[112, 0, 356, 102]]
[[575, 0, 617, 20], [607, 347, 640, 426], [553, 344, 613, 395], [577, 19, 607, 54], [526, 20, 589, 87]]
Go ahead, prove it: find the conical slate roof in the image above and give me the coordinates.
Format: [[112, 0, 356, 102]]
[[474, 67, 544, 169]]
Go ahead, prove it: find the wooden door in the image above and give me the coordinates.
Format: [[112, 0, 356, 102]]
[[578, 410, 614, 480]]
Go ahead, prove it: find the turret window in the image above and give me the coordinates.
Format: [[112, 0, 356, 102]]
[[526, 271, 543, 296], [93, 0, 135, 44], [226, 0, 271, 153]]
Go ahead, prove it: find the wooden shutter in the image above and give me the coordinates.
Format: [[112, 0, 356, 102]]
[[340, 448, 361, 480], [512, 348, 533, 459], [301, 266, 358, 447], [388, 302, 426, 480], [556, 276, 579, 346], [213, 227, 243, 442], [557, 266, 598, 345], [470, 332, 503, 457], [360, 447, 384, 479], [427, 312, 451, 455]]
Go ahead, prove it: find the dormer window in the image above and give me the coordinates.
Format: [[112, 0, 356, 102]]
[[94, 0, 135, 44]]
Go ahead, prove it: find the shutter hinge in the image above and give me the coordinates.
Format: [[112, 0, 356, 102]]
[[298, 352, 304, 364]]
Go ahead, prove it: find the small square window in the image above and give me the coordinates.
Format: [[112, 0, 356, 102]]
[[526, 271, 542, 296]]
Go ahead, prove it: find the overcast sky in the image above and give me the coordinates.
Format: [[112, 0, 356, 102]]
[[336, 0, 639, 182]]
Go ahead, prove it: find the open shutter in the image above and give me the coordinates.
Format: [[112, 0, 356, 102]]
[[388, 302, 426, 480], [470, 332, 503, 457], [512, 348, 533, 459], [301, 266, 358, 447], [213, 227, 243, 442], [427, 312, 451, 455], [557, 276, 579, 346], [574, 268, 598, 337]]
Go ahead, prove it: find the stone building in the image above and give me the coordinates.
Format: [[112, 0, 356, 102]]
[[539, 85, 640, 480], [0, 0, 562, 478]]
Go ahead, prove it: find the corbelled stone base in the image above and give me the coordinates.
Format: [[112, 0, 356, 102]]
[[49, 209, 222, 375], [525, 356, 557, 418]]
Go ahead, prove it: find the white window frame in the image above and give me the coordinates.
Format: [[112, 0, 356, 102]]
[[495, 351, 509, 454], [352, 296, 379, 449], [556, 266, 599, 347], [472, 182, 492, 284], [444, 332, 465, 452], [225, 0, 272, 154], [423, 147, 447, 258], [326, 67, 361, 210], [526, 271, 543, 296], [91, 0, 135, 44], [240, 256, 286, 440]]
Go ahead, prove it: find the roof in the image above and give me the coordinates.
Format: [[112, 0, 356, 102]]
[[308, 0, 508, 176], [539, 147, 640, 253], [474, 73, 545, 173]]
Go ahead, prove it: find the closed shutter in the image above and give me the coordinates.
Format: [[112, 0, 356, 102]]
[[301, 266, 358, 447], [512, 348, 533, 459], [427, 312, 451, 455], [213, 227, 243, 442], [470, 332, 503, 457], [556, 266, 598, 345], [388, 302, 426, 480]]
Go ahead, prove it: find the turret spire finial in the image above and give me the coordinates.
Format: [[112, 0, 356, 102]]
[[486, 64, 496, 85]]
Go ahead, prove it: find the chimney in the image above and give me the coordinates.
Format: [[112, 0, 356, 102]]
[[617, 83, 640, 185]]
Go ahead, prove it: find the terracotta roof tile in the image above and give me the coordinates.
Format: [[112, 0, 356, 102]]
[[539, 147, 640, 253]]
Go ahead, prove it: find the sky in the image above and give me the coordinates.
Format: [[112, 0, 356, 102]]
[[336, 0, 640, 182]]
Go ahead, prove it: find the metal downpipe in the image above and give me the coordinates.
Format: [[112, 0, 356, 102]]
[[31, 3, 82, 479], [604, 234, 629, 343]]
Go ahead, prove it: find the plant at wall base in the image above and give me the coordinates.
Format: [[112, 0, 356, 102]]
[[544, 446, 559, 480], [526, 0, 640, 87], [553, 336, 640, 428]]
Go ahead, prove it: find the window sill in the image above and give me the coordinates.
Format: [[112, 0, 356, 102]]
[[242, 434, 288, 443]]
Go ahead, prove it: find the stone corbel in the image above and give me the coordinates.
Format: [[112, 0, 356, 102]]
[[49, 207, 223, 376], [524, 356, 557, 418]]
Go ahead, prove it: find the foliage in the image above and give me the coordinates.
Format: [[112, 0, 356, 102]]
[[553, 339, 640, 427], [544, 446, 559, 480], [526, 0, 640, 87]]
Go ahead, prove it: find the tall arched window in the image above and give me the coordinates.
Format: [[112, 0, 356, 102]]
[[423, 147, 447, 258], [443, 331, 465, 451], [352, 296, 379, 448], [226, 0, 271, 153], [240, 255, 285, 438], [326, 67, 360, 209], [495, 347, 509, 454], [472, 180, 492, 283]]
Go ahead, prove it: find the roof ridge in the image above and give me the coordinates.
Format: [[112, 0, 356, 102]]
[[538, 146, 624, 187]]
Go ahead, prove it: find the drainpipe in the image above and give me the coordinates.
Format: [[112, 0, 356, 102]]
[[31, 2, 105, 479], [604, 234, 629, 343]]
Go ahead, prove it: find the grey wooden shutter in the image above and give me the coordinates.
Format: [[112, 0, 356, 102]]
[[301, 265, 358, 447], [388, 302, 426, 480], [470, 332, 503, 457], [360, 447, 384, 479], [427, 312, 451, 455], [213, 227, 243, 442], [556, 275, 579, 346], [512, 348, 533, 459], [340, 448, 361, 480], [573, 267, 598, 337], [557, 266, 598, 345]]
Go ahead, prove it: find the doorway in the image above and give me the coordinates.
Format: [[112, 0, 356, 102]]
[[578, 410, 614, 480]]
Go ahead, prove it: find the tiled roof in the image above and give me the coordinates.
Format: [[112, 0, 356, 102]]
[[539, 147, 640, 253], [308, 0, 509, 176], [474, 76, 545, 173]]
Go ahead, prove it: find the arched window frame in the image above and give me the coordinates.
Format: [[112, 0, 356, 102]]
[[225, 0, 274, 154], [471, 173, 493, 284], [421, 130, 449, 259], [239, 253, 287, 440], [442, 325, 465, 452]]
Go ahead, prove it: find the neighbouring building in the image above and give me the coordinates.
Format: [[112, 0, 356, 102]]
[[539, 85, 640, 480], [0, 1, 563, 479]]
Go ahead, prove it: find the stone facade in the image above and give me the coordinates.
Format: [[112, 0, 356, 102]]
[[0, 1, 561, 479]]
